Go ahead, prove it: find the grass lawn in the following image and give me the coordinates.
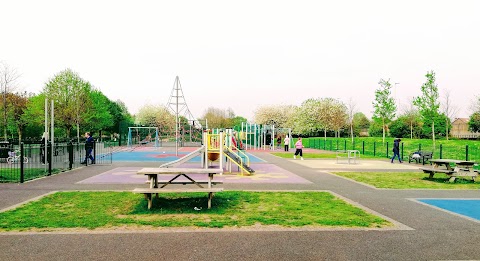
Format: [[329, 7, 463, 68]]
[[332, 171, 480, 189], [0, 191, 391, 231]]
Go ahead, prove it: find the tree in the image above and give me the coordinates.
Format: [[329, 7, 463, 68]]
[[468, 112, 480, 133], [442, 89, 459, 140], [352, 112, 370, 137], [290, 99, 320, 136], [201, 107, 239, 129], [389, 115, 423, 139], [7, 92, 30, 144], [0, 62, 20, 140], [414, 71, 440, 149], [372, 79, 396, 144], [43, 69, 91, 138], [328, 99, 348, 138], [82, 89, 113, 138], [402, 98, 421, 139], [254, 105, 295, 128], [347, 98, 357, 142]]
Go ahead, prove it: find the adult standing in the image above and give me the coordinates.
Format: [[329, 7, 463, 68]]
[[293, 137, 304, 160], [81, 132, 95, 164], [391, 138, 402, 163], [283, 135, 290, 152]]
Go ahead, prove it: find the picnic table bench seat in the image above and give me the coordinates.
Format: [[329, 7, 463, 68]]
[[418, 167, 455, 174], [409, 151, 433, 165], [144, 179, 224, 185], [133, 187, 224, 209]]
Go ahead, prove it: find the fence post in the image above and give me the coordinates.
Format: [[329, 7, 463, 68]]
[[93, 140, 97, 164], [466, 145, 469, 161], [401, 142, 404, 161], [330, 140, 332, 151], [20, 142, 24, 183], [47, 142, 52, 176], [374, 142, 376, 156], [344, 140, 346, 151], [386, 142, 389, 158], [68, 141, 73, 170], [439, 144, 442, 159], [362, 141, 365, 155], [419, 144, 422, 152]]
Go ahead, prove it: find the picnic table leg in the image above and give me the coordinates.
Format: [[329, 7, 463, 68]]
[[145, 193, 153, 209], [208, 192, 214, 209], [428, 173, 434, 179], [448, 176, 456, 183]]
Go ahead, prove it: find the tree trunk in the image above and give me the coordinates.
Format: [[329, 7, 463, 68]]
[[410, 121, 413, 139], [446, 119, 449, 141], [350, 122, 354, 143], [382, 118, 386, 144], [324, 128, 327, 141], [432, 121, 436, 151]]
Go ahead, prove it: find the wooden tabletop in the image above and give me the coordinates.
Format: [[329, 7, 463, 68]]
[[429, 159, 475, 165], [137, 167, 223, 175]]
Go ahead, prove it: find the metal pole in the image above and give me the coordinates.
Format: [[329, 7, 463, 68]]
[[175, 77, 179, 156], [51, 100, 54, 169], [44, 98, 48, 169]]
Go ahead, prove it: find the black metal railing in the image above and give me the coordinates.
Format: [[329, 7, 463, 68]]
[[0, 141, 112, 183]]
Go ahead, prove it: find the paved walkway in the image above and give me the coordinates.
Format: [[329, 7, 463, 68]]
[[0, 152, 479, 260]]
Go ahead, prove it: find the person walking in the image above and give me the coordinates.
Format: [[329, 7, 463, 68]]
[[284, 135, 290, 152], [391, 138, 402, 163], [293, 137, 304, 160], [81, 132, 95, 164]]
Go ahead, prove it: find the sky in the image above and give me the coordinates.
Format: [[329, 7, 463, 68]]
[[1, 0, 479, 121]]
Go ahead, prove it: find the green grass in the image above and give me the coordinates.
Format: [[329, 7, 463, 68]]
[[297, 137, 480, 162], [0, 191, 391, 231], [0, 168, 53, 183], [332, 171, 480, 189]]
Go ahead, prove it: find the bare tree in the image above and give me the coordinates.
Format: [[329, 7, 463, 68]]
[[347, 98, 357, 142], [442, 89, 459, 140], [402, 97, 420, 139], [0, 62, 20, 140]]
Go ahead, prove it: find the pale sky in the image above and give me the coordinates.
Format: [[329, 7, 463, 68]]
[[1, 0, 479, 121]]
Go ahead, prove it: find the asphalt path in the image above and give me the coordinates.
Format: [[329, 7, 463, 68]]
[[1, 153, 479, 260]]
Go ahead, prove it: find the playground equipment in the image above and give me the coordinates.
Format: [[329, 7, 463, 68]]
[[235, 123, 292, 151], [159, 130, 255, 175], [127, 127, 159, 148]]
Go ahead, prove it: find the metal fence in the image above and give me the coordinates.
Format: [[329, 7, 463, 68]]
[[0, 141, 113, 183], [298, 138, 480, 163]]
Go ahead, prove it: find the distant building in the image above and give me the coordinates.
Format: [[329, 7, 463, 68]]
[[450, 118, 480, 139]]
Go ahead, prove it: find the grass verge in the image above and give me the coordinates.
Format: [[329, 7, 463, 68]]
[[332, 171, 480, 189], [271, 152, 378, 159], [0, 191, 391, 231]]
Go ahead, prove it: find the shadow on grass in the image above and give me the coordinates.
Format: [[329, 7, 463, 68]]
[[421, 177, 476, 184], [130, 191, 256, 215]]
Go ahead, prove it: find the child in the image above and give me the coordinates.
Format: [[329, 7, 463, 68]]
[[293, 137, 304, 160]]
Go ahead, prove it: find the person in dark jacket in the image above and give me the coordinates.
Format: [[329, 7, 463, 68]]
[[81, 132, 95, 164], [391, 138, 402, 163]]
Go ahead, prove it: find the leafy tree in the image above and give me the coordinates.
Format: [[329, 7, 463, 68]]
[[346, 98, 356, 142], [22, 93, 47, 139], [201, 107, 237, 129], [290, 99, 321, 136], [389, 115, 423, 139], [414, 71, 440, 149], [7, 92, 30, 144], [135, 104, 175, 136], [231, 116, 247, 129], [43, 69, 91, 138], [368, 119, 384, 137], [254, 105, 296, 128], [372, 79, 396, 144], [468, 112, 480, 133], [352, 112, 370, 137], [420, 113, 449, 139], [82, 89, 113, 139]]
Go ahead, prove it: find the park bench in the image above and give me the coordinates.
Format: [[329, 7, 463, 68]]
[[409, 151, 433, 165]]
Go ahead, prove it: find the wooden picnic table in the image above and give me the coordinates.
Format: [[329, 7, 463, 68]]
[[134, 167, 224, 209], [419, 159, 478, 182]]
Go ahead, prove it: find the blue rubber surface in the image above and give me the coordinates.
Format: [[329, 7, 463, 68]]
[[419, 199, 480, 220], [112, 151, 265, 163]]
